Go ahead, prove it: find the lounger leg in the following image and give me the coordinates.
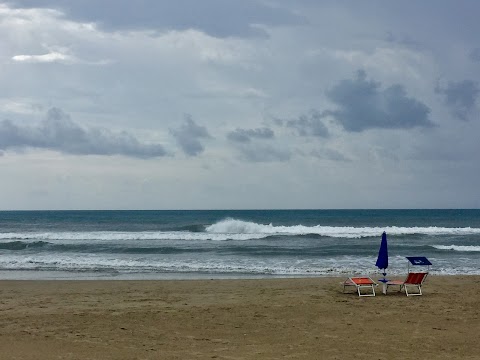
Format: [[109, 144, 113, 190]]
[[357, 285, 375, 297], [405, 285, 422, 296]]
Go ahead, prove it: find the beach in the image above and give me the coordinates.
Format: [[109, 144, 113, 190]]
[[1, 276, 479, 359]]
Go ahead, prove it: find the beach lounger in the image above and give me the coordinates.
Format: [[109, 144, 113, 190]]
[[343, 277, 377, 297], [386, 272, 428, 296]]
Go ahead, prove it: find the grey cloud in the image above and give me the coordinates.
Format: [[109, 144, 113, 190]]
[[326, 70, 434, 132], [227, 127, 287, 162], [385, 31, 424, 50], [227, 127, 274, 143], [284, 111, 329, 138], [310, 148, 350, 162], [435, 80, 479, 121], [170, 114, 211, 156], [11, 0, 305, 38], [470, 48, 480, 62], [0, 108, 167, 158], [237, 144, 291, 162]]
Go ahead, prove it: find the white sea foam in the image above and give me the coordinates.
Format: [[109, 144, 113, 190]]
[[432, 245, 480, 252], [0, 253, 413, 275], [2, 253, 480, 276]]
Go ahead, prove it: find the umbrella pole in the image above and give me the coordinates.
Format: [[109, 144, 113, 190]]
[[380, 269, 388, 294]]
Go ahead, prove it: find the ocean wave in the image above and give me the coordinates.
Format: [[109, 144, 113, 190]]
[[1, 219, 480, 242], [0, 231, 268, 242], [205, 218, 480, 238], [0, 240, 51, 250], [432, 245, 480, 252]]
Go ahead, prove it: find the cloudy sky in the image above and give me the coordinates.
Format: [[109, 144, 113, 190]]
[[1, 0, 479, 210]]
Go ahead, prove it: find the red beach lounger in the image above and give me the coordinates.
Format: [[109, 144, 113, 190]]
[[343, 277, 377, 297], [386, 272, 428, 296]]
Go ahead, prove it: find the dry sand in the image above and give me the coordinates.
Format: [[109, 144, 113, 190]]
[[0, 276, 479, 359]]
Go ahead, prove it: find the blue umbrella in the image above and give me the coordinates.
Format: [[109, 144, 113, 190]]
[[375, 231, 388, 282]]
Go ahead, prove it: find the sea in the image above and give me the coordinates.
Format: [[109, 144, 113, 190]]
[[0, 209, 479, 280]]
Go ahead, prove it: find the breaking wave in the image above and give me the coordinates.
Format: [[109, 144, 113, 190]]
[[205, 218, 480, 239], [1, 218, 480, 242], [432, 245, 480, 252]]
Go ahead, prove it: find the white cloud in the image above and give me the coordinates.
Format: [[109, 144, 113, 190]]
[[0, 98, 43, 115], [12, 51, 72, 63]]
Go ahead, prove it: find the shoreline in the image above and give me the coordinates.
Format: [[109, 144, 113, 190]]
[[1, 273, 479, 283], [2, 269, 479, 281], [1, 275, 479, 359]]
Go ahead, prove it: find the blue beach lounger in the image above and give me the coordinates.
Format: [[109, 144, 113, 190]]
[[343, 277, 378, 297]]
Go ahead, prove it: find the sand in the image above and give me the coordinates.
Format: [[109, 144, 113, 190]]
[[0, 276, 479, 359]]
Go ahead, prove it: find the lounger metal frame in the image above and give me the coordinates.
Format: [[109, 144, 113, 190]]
[[343, 277, 377, 297]]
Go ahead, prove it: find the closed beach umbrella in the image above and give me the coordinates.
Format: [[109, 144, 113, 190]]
[[375, 231, 388, 280]]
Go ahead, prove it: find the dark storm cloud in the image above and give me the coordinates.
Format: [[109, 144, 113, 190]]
[[326, 70, 434, 132], [284, 111, 329, 138], [11, 0, 305, 38], [435, 80, 479, 121], [170, 114, 211, 156], [227, 127, 274, 143], [0, 108, 167, 158]]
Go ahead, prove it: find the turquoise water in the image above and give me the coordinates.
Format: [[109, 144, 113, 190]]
[[0, 209, 479, 279]]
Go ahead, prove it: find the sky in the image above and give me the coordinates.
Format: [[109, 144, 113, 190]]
[[0, 0, 479, 210]]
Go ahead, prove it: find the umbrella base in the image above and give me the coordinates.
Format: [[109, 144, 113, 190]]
[[378, 278, 390, 294]]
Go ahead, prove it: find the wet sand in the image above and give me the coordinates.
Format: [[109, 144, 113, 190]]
[[0, 276, 479, 359]]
